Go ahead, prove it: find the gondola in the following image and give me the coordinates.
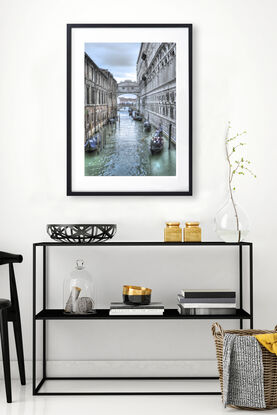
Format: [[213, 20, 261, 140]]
[[150, 129, 164, 154], [85, 133, 101, 153], [144, 121, 151, 132], [132, 111, 142, 121]]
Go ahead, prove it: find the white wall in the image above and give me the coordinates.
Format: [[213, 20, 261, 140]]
[[0, 0, 277, 377]]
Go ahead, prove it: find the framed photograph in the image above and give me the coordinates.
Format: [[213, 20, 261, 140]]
[[67, 24, 192, 196]]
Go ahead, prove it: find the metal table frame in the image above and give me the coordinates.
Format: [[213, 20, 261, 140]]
[[32, 241, 253, 396]]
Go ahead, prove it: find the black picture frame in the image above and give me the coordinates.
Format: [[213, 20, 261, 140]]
[[67, 23, 192, 196]]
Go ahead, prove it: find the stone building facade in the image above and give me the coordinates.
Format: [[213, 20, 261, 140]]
[[136, 43, 176, 143], [85, 53, 117, 140]]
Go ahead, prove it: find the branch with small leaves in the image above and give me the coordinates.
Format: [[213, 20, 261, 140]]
[[225, 122, 256, 241]]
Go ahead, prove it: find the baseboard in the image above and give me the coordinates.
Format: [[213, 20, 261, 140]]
[[0, 360, 218, 379]]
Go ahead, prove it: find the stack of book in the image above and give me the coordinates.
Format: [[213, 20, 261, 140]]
[[109, 302, 164, 316], [177, 289, 236, 315]]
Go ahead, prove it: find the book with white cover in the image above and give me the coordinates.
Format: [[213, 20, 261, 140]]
[[177, 294, 236, 303], [177, 305, 236, 316], [109, 309, 164, 316], [178, 302, 236, 309]]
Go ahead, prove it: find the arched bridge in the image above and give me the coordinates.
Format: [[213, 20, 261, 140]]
[[117, 80, 140, 96]]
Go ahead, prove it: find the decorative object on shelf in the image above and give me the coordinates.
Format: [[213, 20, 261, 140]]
[[76, 297, 94, 314], [183, 222, 201, 242], [64, 259, 96, 314], [110, 302, 164, 316], [47, 224, 116, 243], [215, 122, 256, 242], [164, 222, 182, 242], [212, 323, 277, 409], [215, 200, 249, 243], [65, 286, 81, 313], [67, 24, 192, 196], [177, 289, 236, 315], [123, 285, 152, 305]]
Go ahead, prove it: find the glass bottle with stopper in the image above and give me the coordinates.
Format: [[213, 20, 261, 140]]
[[63, 259, 96, 314]]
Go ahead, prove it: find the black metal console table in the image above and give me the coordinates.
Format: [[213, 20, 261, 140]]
[[33, 241, 253, 396]]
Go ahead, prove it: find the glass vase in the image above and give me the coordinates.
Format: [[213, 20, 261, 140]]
[[215, 197, 249, 242], [63, 259, 96, 314]]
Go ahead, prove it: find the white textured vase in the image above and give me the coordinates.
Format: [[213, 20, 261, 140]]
[[215, 198, 249, 242]]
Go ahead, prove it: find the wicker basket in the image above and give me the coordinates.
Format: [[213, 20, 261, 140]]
[[211, 322, 277, 410]]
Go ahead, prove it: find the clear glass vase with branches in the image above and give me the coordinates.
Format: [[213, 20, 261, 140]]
[[215, 122, 256, 242]]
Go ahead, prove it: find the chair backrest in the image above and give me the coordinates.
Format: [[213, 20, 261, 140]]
[[0, 252, 23, 314], [0, 252, 23, 266]]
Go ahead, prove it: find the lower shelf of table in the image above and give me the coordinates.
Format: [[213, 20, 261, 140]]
[[35, 308, 251, 320], [34, 377, 221, 395]]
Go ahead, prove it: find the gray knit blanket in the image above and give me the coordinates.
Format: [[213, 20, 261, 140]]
[[223, 333, 266, 408]]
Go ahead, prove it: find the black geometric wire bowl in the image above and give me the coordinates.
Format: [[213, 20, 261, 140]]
[[47, 224, 117, 243]]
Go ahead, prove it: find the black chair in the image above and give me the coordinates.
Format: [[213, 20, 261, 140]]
[[0, 251, 25, 403]]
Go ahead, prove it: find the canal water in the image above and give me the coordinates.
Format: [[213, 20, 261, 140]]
[[85, 109, 176, 176]]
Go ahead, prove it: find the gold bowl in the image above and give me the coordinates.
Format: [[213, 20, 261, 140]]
[[123, 285, 152, 305]]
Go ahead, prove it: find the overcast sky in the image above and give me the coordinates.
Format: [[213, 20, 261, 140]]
[[85, 43, 141, 83]]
